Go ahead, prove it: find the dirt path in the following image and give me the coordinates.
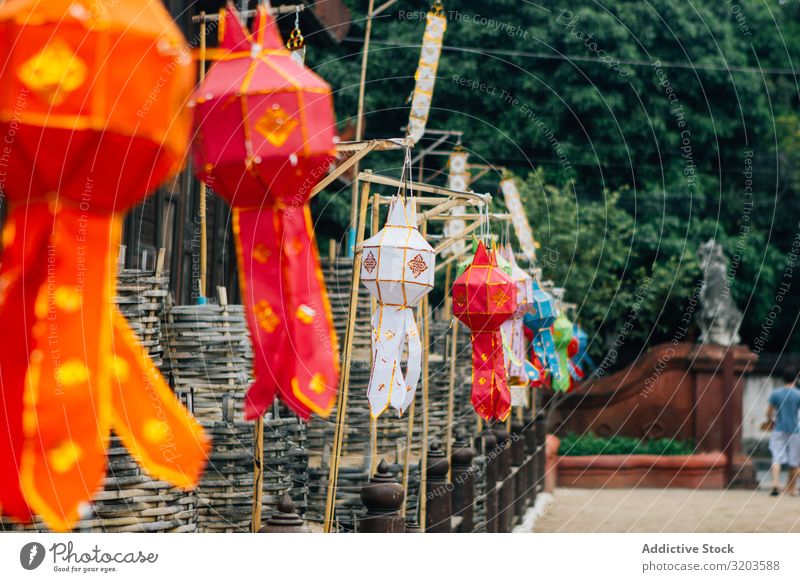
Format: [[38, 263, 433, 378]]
[[533, 488, 800, 533]]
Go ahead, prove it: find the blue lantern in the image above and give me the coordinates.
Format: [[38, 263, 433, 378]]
[[523, 279, 562, 380], [572, 324, 596, 373]]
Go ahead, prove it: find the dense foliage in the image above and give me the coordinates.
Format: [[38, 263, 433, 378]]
[[558, 432, 695, 456], [308, 0, 800, 366]]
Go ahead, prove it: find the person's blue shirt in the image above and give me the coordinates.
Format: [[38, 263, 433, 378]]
[[768, 387, 800, 434]]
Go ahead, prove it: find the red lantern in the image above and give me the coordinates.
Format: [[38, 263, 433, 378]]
[[0, 0, 208, 531], [452, 242, 517, 421], [191, 4, 338, 420]]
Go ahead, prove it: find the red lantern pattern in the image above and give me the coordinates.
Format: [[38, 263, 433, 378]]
[[191, 4, 338, 420], [452, 243, 517, 421]]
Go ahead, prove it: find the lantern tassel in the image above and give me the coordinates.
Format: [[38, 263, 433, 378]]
[[0, 204, 208, 532], [236, 205, 339, 421], [366, 306, 421, 418], [470, 330, 511, 422]]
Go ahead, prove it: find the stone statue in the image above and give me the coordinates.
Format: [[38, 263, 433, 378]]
[[696, 239, 742, 345]]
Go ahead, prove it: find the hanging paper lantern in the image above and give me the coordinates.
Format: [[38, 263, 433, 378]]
[[532, 341, 552, 388], [452, 242, 517, 421], [500, 178, 538, 264], [522, 326, 545, 388], [407, 0, 447, 144], [191, 4, 339, 421], [523, 279, 562, 381], [567, 336, 585, 393], [499, 245, 533, 406], [573, 324, 596, 373], [552, 313, 574, 393], [0, 0, 208, 532], [360, 197, 435, 417]]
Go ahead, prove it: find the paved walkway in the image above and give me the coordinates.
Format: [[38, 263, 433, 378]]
[[532, 488, 800, 533]]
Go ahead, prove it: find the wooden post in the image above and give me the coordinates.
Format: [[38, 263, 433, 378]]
[[451, 436, 475, 533], [323, 174, 372, 533], [250, 417, 264, 532], [424, 441, 452, 533]]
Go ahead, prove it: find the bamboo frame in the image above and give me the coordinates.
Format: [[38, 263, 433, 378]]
[[323, 174, 372, 533], [310, 139, 407, 199], [191, 4, 304, 22], [357, 172, 491, 207]]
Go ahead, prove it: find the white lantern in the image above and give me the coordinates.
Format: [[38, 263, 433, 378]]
[[361, 197, 436, 417], [499, 244, 534, 407]]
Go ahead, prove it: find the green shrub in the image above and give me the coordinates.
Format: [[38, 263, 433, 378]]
[[558, 432, 695, 456]]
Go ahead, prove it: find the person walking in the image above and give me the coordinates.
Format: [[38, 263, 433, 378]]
[[765, 368, 800, 496]]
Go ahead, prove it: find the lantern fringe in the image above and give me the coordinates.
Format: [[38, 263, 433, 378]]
[[234, 205, 339, 421], [0, 203, 209, 532]]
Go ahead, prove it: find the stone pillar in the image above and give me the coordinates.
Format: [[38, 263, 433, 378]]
[[259, 494, 310, 533], [451, 437, 475, 533], [425, 441, 452, 533], [359, 460, 405, 533], [483, 431, 498, 533], [492, 427, 513, 533]]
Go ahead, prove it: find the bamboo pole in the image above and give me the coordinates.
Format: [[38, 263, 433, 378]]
[[400, 396, 415, 518], [191, 4, 304, 22], [198, 15, 208, 300], [347, 0, 376, 256], [369, 192, 380, 476], [323, 174, 372, 533], [418, 220, 430, 532], [250, 417, 264, 532], [445, 319, 459, 481]]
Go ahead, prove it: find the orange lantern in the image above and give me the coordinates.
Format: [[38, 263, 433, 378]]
[[191, 4, 339, 421], [0, 0, 208, 532]]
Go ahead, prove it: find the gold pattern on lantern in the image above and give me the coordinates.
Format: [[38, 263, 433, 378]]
[[143, 419, 169, 444], [363, 252, 377, 274], [455, 294, 466, 308], [54, 286, 82, 313], [296, 304, 315, 324], [56, 359, 90, 388], [407, 253, 428, 277], [385, 330, 395, 340], [491, 289, 510, 308], [255, 105, 299, 147], [18, 40, 88, 105], [378, 383, 385, 392], [286, 238, 303, 256], [111, 356, 130, 382], [2, 220, 15, 247], [309, 373, 327, 394], [49, 440, 83, 474], [480, 353, 488, 362], [253, 243, 272, 264], [478, 377, 487, 385], [254, 300, 280, 333]]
